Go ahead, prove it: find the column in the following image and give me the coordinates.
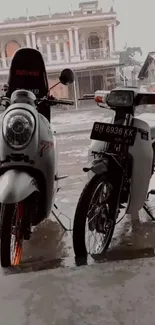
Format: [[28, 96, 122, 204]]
[[55, 36, 61, 61], [67, 28, 74, 57], [1, 42, 7, 69], [112, 24, 116, 51], [36, 36, 42, 52], [31, 32, 36, 49], [46, 36, 52, 64], [81, 39, 86, 60], [63, 37, 69, 63], [102, 37, 106, 56], [108, 24, 113, 53], [74, 27, 80, 56], [25, 32, 31, 47], [73, 79, 78, 110]]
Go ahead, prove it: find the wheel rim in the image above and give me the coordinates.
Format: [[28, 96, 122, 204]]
[[11, 202, 24, 266], [85, 181, 114, 255]]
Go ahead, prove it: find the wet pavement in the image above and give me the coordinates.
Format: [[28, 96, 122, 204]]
[[1, 108, 155, 324], [1, 106, 155, 274]]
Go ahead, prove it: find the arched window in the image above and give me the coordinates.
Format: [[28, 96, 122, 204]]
[[88, 34, 100, 49], [5, 40, 20, 58]]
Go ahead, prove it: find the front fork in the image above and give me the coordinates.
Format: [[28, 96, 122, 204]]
[[107, 155, 125, 217]]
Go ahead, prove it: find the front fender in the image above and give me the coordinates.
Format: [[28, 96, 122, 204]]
[[0, 170, 39, 204]]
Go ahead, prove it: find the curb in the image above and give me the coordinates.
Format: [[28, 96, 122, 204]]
[[54, 128, 92, 135], [52, 106, 101, 115]]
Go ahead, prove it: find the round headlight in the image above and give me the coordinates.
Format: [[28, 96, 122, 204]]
[[3, 110, 35, 149]]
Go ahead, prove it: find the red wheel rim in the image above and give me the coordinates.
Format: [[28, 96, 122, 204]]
[[11, 202, 24, 266]]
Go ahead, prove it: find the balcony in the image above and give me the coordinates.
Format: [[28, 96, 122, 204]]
[[80, 48, 118, 61], [0, 48, 120, 75]]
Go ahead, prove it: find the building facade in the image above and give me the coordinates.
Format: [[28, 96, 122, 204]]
[[138, 52, 155, 91], [0, 1, 120, 99]]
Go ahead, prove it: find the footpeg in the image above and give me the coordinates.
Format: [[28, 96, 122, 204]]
[[147, 189, 155, 199], [83, 167, 90, 172], [119, 204, 125, 209], [24, 229, 31, 240], [55, 175, 68, 181]]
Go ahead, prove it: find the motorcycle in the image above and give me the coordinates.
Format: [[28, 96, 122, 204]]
[[73, 87, 155, 259], [0, 47, 74, 267]]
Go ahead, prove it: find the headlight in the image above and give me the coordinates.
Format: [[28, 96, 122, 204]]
[[3, 110, 35, 149]]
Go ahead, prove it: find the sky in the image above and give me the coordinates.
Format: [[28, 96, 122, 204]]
[[0, 0, 154, 59]]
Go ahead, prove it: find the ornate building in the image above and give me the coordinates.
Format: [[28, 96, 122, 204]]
[[0, 1, 120, 99]]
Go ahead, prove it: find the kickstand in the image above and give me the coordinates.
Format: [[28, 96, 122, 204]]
[[52, 204, 72, 231]]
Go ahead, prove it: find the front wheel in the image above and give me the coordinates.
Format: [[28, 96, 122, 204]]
[[73, 174, 118, 259], [0, 202, 25, 267]]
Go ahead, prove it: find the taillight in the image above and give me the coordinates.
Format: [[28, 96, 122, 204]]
[[95, 96, 103, 103]]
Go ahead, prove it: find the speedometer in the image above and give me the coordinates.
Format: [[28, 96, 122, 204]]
[[107, 90, 134, 107]]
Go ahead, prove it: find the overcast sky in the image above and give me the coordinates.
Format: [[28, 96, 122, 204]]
[[0, 0, 154, 58]]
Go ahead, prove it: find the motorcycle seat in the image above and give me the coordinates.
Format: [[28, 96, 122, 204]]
[[138, 113, 155, 140]]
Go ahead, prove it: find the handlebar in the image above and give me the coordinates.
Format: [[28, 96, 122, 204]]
[[0, 96, 74, 108], [36, 96, 74, 106], [78, 94, 95, 101], [78, 97, 95, 101], [49, 98, 74, 106]]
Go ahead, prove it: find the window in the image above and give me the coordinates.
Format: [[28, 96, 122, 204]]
[[50, 43, 56, 54], [42, 43, 47, 54], [59, 43, 64, 53], [88, 35, 100, 49], [5, 40, 20, 58]]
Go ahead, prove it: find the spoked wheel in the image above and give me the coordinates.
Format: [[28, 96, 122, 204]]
[[73, 174, 117, 259], [0, 202, 25, 267]]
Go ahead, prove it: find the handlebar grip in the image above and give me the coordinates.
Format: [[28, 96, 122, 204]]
[[52, 99, 74, 106], [78, 97, 94, 100]]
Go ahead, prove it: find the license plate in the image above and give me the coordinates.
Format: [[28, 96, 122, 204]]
[[90, 122, 137, 146]]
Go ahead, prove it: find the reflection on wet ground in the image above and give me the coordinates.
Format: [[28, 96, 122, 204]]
[[2, 130, 155, 275], [2, 215, 155, 276]]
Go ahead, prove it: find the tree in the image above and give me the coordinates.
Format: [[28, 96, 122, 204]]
[[119, 46, 142, 66]]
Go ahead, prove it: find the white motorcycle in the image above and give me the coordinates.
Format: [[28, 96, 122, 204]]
[[0, 47, 74, 267], [73, 87, 155, 259]]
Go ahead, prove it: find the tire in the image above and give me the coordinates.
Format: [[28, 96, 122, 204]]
[[73, 174, 117, 258], [0, 203, 24, 267]]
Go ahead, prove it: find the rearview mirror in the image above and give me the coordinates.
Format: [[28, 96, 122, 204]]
[[59, 69, 74, 85]]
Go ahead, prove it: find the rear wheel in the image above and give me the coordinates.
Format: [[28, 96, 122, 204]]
[[73, 174, 119, 259], [0, 202, 25, 267]]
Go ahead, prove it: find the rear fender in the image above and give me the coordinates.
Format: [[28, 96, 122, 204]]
[[0, 170, 39, 204]]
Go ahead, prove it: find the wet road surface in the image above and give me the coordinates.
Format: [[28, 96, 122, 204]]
[[2, 124, 155, 275], [1, 109, 155, 325]]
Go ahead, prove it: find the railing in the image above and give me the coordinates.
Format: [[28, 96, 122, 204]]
[[0, 48, 119, 70], [80, 48, 119, 61]]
